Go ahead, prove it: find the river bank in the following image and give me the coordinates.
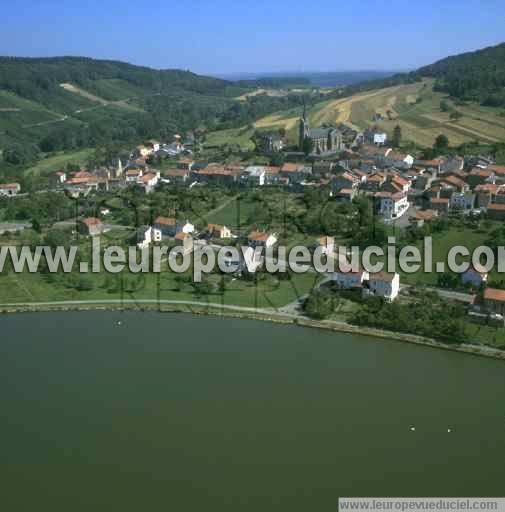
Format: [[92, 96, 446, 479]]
[[2, 299, 505, 362]]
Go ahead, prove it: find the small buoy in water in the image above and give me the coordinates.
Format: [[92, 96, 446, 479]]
[[410, 426, 416, 432], [447, 428, 452, 433], [117, 321, 122, 326]]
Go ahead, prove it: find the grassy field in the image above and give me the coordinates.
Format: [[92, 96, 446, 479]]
[[204, 126, 255, 149], [23, 148, 94, 177], [400, 225, 491, 287], [207, 79, 505, 148], [206, 196, 257, 229], [0, 253, 317, 310]]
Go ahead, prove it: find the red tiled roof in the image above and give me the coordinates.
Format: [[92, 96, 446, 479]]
[[154, 216, 176, 226], [281, 163, 304, 173], [140, 173, 157, 183], [487, 203, 505, 211], [488, 165, 505, 175], [484, 287, 505, 302], [392, 176, 410, 187], [475, 183, 499, 194], [369, 272, 396, 282], [81, 217, 102, 226], [248, 231, 272, 242], [469, 168, 493, 177], [415, 209, 437, 221], [443, 175, 466, 189], [164, 169, 189, 177]]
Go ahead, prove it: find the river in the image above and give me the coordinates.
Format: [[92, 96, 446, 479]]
[[1, 311, 504, 510]]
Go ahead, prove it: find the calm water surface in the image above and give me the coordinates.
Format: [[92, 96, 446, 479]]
[[1, 312, 504, 511]]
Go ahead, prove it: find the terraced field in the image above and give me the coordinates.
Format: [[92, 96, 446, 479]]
[[212, 79, 505, 148]]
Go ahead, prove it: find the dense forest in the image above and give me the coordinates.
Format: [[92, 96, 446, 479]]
[[417, 43, 505, 106]]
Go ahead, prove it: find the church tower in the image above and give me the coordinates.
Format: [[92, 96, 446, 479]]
[[298, 103, 309, 150], [116, 158, 123, 178]]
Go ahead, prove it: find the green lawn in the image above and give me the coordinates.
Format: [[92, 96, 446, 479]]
[[206, 197, 257, 230], [464, 323, 505, 349], [23, 148, 94, 177], [205, 126, 255, 149], [400, 226, 490, 286], [0, 260, 318, 311]]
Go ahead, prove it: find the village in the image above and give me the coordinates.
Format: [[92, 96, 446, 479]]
[[2, 109, 505, 343]]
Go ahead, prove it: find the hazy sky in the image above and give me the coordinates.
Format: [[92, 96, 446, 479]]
[[2, 0, 504, 75]]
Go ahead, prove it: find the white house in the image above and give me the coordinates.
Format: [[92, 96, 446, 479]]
[[135, 145, 152, 158], [331, 269, 369, 289], [126, 168, 143, 183], [248, 231, 277, 248], [223, 246, 263, 274], [384, 149, 414, 169], [376, 191, 409, 220], [366, 272, 400, 302], [373, 133, 387, 146], [208, 224, 232, 239], [145, 140, 160, 153], [137, 226, 154, 249], [461, 266, 488, 288], [138, 172, 160, 193], [54, 171, 66, 185], [180, 221, 195, 234], [0, 183, 21, 197], [242, 166, 266, 186]]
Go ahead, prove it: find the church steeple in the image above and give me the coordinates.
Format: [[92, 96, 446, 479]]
[[299, 100, 309, 150]]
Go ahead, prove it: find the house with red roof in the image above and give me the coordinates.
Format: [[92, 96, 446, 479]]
[[483, 288, 505, 316], [486, 203, 505, 220], [248, 230, 277, 249], [78, 217, 104, 237], [0, 183, 21, 197]]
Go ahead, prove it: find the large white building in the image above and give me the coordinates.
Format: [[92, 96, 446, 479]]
[[242, 166, 266, 186], [367, 272, 400, 302], [331, 269, 369, 289], [376, 192, 409, 220]]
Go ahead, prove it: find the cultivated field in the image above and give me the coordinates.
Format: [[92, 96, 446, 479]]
[[213, 79, 505, 148], [23, 148, 94, 177]]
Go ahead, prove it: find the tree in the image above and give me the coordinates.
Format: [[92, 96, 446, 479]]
[[44, 228, 70, 249], [392, 125, 402, 147], [3, 143, 39, 166], [270, 153, 285, 167], [440, 100, 450, 112], [495, 148, 505, 165], [302, 137, 314, 156], [304, 288, 336, 319], [76, 276, 94, 291], [31, 218, 42, 233], [434, 134, 449, 151]]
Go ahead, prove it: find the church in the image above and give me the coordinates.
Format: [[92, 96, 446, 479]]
[[298, 108, 343, 154]]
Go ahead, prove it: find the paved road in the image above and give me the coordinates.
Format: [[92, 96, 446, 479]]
[[0, 222, 32, 234], [52, 220, 132, 231]]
